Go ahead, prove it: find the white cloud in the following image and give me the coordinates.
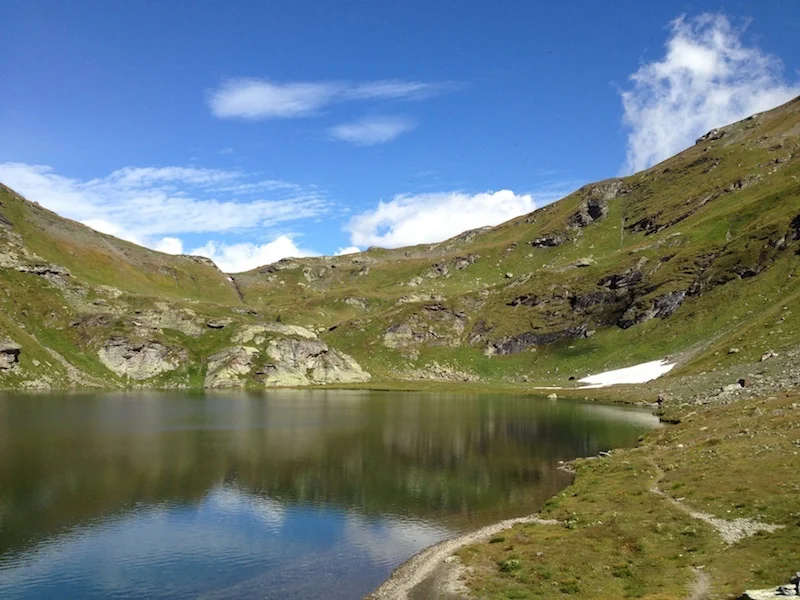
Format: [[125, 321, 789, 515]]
[[347, 189, 535, 248], [153, 237, 184, 255], [208, 78, 450, 120], [79, 218, 143, 245], [208, 79, 341, 119], [328, 116, 416, 145], [621, 13, 800, 173], [346, 79, 449, 101], [190, 235, 316, 273], [334, 245, 361, 256], [0, 162, 327, 244]]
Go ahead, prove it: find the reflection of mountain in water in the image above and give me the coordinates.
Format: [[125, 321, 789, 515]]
[[0, 390, 657, 559]]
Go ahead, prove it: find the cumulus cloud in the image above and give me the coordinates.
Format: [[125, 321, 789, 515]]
[[208, 78, 450, 120], [328, 116, 416, 145], [347, 190, 535, 248], [190, 236, 316, 273], [153, 237, 184, 255], [621, 13, 800, 173], [0, 162, 327, 242]]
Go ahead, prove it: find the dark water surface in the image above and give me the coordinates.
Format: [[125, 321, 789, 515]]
[[0, 390, 658, 599]]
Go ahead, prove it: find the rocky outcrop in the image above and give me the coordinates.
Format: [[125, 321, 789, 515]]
[[383, 323, 417, 349], [382, 304, 466, 351], [570, 289, 621, 312], [490, 325, 591, 355], [396, 360, 479, 382], [136, 304, 204, 337], [205, 329, 370, 388], [531, 233, 566, 248], [204, 346, 260, 388], [302, 265, 329, 282], [740, 572, 800, 598], [0, 205, 11, 229], [569, 179, 624, 228], [98, 337, 184, 380], [234, 323, 318, 344], [696, 126, 729, 144], [396, 293, 445, 305], [507, 293, 540, 307], [618, 291, 686, 329], [257, 338, 370, 386], [0, 338, 22, 371], [206, 319, 231, 329], [344, 297, 369, 310]]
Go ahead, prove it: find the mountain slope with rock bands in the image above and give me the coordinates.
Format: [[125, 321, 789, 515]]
[[2, 97, 800, 391]]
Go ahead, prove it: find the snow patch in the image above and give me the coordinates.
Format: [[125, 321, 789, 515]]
[[579, 359, 675, 388]]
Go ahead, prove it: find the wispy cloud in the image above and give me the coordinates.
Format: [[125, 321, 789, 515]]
[[0, 162, 327, 271], [0, 163, 326, 236], [328, 116, 416, 146], [346, 190, 537, 248], [208, 78, 452, 120], [621, 13, 800, 173]]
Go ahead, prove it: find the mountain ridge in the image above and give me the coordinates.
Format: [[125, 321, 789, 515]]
[[2, 96, 799, 390]]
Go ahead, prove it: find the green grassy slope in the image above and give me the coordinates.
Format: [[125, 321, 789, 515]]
[[1, 97, 799, 389]]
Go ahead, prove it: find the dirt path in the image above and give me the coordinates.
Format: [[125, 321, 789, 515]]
[[648, 458, 783, 544], [687, 568, 711, 600]]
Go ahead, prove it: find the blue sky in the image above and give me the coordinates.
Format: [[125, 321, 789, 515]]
[[1, 1, 798, 272]]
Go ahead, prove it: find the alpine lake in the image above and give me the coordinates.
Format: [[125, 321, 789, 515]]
[[0, 390, 659, 599]]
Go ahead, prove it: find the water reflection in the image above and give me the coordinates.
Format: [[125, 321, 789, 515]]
[[0, 390, 658, 599]]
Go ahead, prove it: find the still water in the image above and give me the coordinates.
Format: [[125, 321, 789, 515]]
[[0, 390, 658, 599]]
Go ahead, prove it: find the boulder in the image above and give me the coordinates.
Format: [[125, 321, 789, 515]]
[[344, 297, 369, 310], [531, 233, 566, 248], [0, 338, 22, 371]]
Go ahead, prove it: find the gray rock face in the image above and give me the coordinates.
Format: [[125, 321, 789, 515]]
[[570, 180, 624, 228], [531, 233, 566, 248], [0, 338, 22, 371], [382, 304, 466, 350], [259, 338, 370, 386], [234, 323, 318, 344], [204, 335, 370, 388], [136, 304, 204, 337], [740, 571, 800, 598], [344, 297, 369, 310], [490, 325, 590, 355], [98, 337, 183, 380], [618, 291, 686, 329], [204, 346, 260, 388]]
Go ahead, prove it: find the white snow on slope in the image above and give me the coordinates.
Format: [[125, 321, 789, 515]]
[[579, 360, 675, 388]]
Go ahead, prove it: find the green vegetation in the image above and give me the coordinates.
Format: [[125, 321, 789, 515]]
[[456, 392, 800, 599], [1, 95, 800, 598], [2, 98, 800, 391]]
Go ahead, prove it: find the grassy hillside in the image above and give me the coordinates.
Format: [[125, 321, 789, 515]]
[[1, 97, 799, 390]]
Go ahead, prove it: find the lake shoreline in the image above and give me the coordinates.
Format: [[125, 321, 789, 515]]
[[363, 381, 800, 598]]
